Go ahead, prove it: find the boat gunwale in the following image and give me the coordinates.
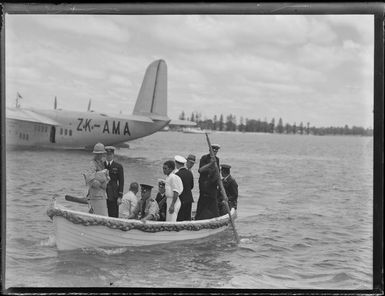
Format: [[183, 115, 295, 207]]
[[47, 204, 236, 233]]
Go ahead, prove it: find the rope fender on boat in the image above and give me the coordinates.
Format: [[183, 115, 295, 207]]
[[47, 206, 232, 232]]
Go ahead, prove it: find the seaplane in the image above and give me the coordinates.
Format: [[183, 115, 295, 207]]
[[6, 59, 195, 149]]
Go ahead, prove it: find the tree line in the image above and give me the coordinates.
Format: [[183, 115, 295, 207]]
[[178, 111, 373, 136]]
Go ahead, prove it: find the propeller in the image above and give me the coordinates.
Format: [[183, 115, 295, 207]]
[[54, 96, 57, 110]]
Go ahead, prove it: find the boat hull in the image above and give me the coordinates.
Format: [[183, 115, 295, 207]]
[[48, 205, 236, 251]]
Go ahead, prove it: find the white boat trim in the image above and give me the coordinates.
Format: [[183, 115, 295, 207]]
[[47, 203, 236, 251]]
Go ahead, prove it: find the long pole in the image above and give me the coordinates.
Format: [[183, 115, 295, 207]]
[[205, 133, 240, 243]]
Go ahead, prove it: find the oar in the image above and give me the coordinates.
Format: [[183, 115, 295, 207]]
[[65, 194, 88, 205], [205, 133, 240, 243]]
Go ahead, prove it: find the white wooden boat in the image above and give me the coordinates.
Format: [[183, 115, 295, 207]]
[[47, 200, 237, 251]]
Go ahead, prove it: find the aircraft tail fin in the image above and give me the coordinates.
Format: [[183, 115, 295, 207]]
[[133, 59, 168, 119]]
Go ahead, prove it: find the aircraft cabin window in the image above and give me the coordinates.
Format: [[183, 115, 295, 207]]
[[26, 134, 29, 141], [69, 130, 72, 136], [65, 129, 67, 136]]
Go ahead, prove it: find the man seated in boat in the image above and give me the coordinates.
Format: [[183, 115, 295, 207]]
[[126, 183, 160, 221], [155, 179, 167, 221], [119, 182, 139, 219], [217, 164, 239, 216]]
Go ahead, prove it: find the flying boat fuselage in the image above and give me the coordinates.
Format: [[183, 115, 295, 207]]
[[6, 59, 172, 149]]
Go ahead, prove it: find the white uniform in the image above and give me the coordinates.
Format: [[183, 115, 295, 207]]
[[165, 173, 183, 222]]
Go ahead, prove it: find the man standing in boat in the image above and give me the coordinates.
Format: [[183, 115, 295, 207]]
[[186, 154, 196, 171], [127, 184, 159, 221], [217, 164, 239, 216], [83, 143, 109, 216], [174, 156, 194, 221], [163, 160, 183, 222], [195, 144, 220, 220], [104, 146, 124, 218]]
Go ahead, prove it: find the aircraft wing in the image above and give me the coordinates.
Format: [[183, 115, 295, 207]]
[[168, 119, 197, 127], [6, 108, 60, 125]]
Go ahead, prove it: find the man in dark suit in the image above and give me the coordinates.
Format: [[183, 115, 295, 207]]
[[174, 155, 194, 221], [195, 144, 220, 220], [155, 179, 167, 221], [104, 146, 124, 218], [218, 164, 238, 216]]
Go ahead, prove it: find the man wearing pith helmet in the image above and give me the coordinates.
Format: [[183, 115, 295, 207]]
[[218, 164, 238, 216], [195, 144, 221, 220], [82, 143, 109, 216], [104, 146, 124, 218], [127, 183, 159, 221]]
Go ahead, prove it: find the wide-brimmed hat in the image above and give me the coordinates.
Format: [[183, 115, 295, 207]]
[[93, 143, 106, 154], [211, 144, 220, 150], [186, 154, 196, 163]]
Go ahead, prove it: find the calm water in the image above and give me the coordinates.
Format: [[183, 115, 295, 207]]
[[4, 131, 373, 289]]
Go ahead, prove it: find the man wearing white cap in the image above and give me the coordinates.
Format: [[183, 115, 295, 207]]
[[174, 155, 194, 221], [82, 143, 109, 216], [195, 144, 221, 220], [162, 160, 183, 222]]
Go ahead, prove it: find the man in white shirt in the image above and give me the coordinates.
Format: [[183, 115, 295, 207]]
[[162, 160, 183, 222], [119, 182, 139, 219]]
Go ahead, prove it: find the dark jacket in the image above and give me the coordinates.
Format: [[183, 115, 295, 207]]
[[155, 192, 167, 221], [220, 175, 239, 209], [198, 154, 219, 193], [176, 167, 194, 204], [105, 160, 124, 201]]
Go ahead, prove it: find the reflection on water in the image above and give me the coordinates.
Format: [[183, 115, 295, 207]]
[[5, 132, 373, 289]]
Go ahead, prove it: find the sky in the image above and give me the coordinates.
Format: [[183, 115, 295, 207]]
[[5, 14, 374, 128]]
